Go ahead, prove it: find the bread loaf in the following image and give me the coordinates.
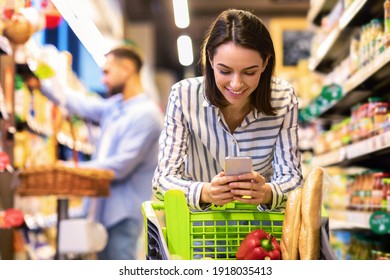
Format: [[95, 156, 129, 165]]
[[281, 187, 302, 260], [299, 167, 324, 260]]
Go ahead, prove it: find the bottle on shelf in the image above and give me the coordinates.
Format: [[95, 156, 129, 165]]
[[371, 173, 390, 211]]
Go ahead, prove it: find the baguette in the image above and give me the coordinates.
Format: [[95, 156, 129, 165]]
[[299, 167, 324, 260], [281, 187, 302, 260]]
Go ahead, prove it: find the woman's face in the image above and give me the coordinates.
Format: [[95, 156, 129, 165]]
[[210, 42, 268, 109]]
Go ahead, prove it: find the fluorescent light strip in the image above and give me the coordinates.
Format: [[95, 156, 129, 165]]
[[177, 35, 193, 66], [51, 0, 111, 67], [172, 0, 190, 29]]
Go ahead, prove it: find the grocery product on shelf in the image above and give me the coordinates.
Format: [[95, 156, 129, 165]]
[[2, 12, 33, 45], [309, 95, 390, 157], [305, 0, 390, 260], [0, 3, 106, 259], [331, 229, 390, 260], [348, 171, 390, 212]]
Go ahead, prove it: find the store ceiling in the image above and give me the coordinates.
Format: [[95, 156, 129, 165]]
[[121, 0, 310, 78]]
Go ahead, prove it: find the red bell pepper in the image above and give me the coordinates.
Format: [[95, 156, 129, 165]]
[[236, 229, 281, 260]]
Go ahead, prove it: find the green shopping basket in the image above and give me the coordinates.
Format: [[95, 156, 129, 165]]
[[142, 189, 335, 260]]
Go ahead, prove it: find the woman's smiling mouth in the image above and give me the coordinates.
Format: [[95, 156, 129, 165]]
[[227, 88, 246, 95]]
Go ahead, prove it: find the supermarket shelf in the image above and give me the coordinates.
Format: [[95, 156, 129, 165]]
[[23, 207, 84, 230], [307, 0, 338, 26], [57, 131, 95, 155], [312, 148, 345, 167], [320, 47, 390, 118], [308, 0, 383, 72], [328, 209, 371, 230], [312, 131, 390, 168], [343, 47, 390, 94], [18, 117, 95, 155]]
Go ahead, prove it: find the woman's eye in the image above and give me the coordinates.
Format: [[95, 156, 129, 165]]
[[245, 72, 256, 76], [218, 70, 230, 75]]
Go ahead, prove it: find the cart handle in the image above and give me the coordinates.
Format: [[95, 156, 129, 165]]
[[151, 200, 165, 211], [142, 200, 164, 219]]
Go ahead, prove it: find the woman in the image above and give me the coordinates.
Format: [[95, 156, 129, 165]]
[[152, 9, 302, 211]]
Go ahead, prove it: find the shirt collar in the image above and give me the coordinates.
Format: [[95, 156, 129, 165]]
[[109, 93, 148, 115], [122, 93, 148, 107]]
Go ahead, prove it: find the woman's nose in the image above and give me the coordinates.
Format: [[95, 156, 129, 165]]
[[230, 76, 243, 88]]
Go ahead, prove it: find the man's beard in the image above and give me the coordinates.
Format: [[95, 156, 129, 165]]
[[107, 83, 125, 97]]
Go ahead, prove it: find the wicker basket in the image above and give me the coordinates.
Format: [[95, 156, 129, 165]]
[[17, 164, 114, 197]]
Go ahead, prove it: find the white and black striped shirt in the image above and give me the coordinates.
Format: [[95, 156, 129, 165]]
[[152, 76, 302, 211]]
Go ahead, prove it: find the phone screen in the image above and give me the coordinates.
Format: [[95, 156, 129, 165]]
[[224, 156, 252, 176]]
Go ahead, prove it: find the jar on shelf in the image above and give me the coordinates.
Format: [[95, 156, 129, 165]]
[[348, 173, 360, 210], [357, 102, 371, 140], [371, 172, 390, 211], [368, 19, 383, 62], [350, 103, 362, 143], [362, 171, 375, 211], [367, 97, 388, 135], [349, 35, 360, 75]]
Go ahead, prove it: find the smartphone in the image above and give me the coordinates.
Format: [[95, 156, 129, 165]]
[[224, 156, 252, 176]]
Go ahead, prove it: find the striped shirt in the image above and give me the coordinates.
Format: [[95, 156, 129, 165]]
[[152, 76, 302, 211]]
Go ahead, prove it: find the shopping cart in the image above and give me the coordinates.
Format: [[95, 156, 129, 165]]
[[142, 190, 335, 260]]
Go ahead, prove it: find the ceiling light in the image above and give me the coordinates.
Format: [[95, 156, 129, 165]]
[[51, 0, 111, 67], [172, 0, 190, 29], [177, 35, 193, 66]]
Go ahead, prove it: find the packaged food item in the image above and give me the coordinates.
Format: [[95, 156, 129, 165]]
[[349, 35, 360, 74], [373, 101, 389, 134], [371, 173, 390, 211], [368, 97, 389, 135], [357, 103, 370, 140], [350, 103, 361, 143]]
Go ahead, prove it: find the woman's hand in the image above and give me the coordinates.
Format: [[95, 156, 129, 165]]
[[229, 171, 272, 205], [200, 171, 237, 205]]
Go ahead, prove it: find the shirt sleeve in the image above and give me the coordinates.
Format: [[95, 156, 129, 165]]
[[78, 108, 163, 181], [258, 87, 302, 211], [152, 85, 206, 210], [40, 78, 107, 124]]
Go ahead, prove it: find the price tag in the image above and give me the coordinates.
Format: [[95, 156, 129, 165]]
[[369, 211, 390, 235]]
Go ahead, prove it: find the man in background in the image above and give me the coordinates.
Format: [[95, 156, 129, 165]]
[[30, 45, 164, 259]]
